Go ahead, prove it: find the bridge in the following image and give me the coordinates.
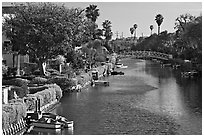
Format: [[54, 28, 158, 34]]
[[122, 51, 173, 61]]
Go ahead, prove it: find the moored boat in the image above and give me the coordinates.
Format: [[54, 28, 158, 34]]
[[116, 63, 128, 68], [28, 112, 74, 129], [31, 120, 63, 129]]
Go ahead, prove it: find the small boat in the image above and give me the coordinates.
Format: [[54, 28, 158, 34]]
[[120, 65, 128, 68], [111, 71, 124, 75], [94, 80, 109, 86], [181, 70, 198, 77], [29, 112, 74, 129], [116, 63, 128, 68], [31, 118, 63, 129], [116, 63, 123, 68]]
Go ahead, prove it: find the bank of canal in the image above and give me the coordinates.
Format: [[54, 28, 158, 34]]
[[28, 58, 202, 135]]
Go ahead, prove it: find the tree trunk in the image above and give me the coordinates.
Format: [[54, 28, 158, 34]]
[[158, 26, 160, 35], [37, 59, 45, 76]]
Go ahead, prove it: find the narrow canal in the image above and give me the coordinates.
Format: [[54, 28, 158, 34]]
[[29, 58, 202, 135]]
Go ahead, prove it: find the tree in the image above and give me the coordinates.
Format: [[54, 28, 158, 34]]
[[155, 14, 164, 34], [85, 4, 100, 40], [2, 2, 84, 75], [174, 14, 202, 63], [102, 20, 113, 51], [133, 24, 138, 40], [85, 4, 100, 22], [150, 25, 154, 35], [174, 13, 195, 33], [130, 27, 134, 37]]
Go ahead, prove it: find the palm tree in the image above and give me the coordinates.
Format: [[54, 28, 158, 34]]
[[130, 27, 134, 38], [85, 4, 100, 22], [155, 14, 164, 35], [133, 24, 138, 40], [102, 20, 112, 41], [102, 20, 113, 52], [150, 25, 154, 35]]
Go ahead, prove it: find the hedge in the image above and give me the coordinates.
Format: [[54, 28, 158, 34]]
[[45, 84, 62, 100], [77, 73, 92, 86], [23, 95, 37, 111], [24, 84, 62, 111], [2, 78, 30, 87], [30, 77, 48, 85], [47, 76, 75, 92], [10, 86, 29, 99], [28, 86, 49, 94], [2, 99, 27, 129], [2, 84, 62, 129]]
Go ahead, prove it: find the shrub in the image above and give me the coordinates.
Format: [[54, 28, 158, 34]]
[[45, 84, 62, 100], [10, 86, 29, 98], [61, 64, 75, 78], [33, 69, 41, 75], [24, 85, 61, 111], [2, 111, 10, 129], [2, 100, 27, 129], [30, 77, 48, 85], [2, 64, 8, 76], [35, 90, 53, 105], [28, 86, 49, 94], [23, 95, 37, 111], [2, 78, 30, 87], [46, 68, 59, 73], [2, 104, 15, 125], [2, 101, 27, 128], [47, 76, 75, 92]]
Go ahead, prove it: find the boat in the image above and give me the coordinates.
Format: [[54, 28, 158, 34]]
[[31, 118, 63, 129], [116, 63, 128, 68], [111, 71, 124, 75], [181, 70, 198, 77], [120, 65, 128, 68], [94, 80, 109, 86], [28, 112, 74, 129]]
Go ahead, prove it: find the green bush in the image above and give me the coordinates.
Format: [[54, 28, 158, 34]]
[[2, 64, 8, 76], [28, 86, 49, 94], [33, 69, 41, 75], [2, 104, 15, 125], [2, 111, 10, 129], [24, 84, 62, 111], [10, 86, 29, 98], [47, 76, 75, 92], [34, 89, 53, 105], [46, 68, 61, 76], [61, 65, 75, 78], [2, 100, 27, 129], [2, 78, 30, 87], [30, 77, 48, 85], [23, 95, 37, 111], [45, 84, 62, 100]]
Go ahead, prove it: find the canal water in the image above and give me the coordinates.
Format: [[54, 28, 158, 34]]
[[28, 58, 202, 135]]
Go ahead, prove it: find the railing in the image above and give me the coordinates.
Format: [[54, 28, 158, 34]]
[[132, 51, 172, 60]]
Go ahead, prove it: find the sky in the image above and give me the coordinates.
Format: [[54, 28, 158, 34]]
[[2, 1, 202, 39], [62, 2, 202, 39]]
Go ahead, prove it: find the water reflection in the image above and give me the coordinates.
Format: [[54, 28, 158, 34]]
[[28, 58, 202, 135]]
